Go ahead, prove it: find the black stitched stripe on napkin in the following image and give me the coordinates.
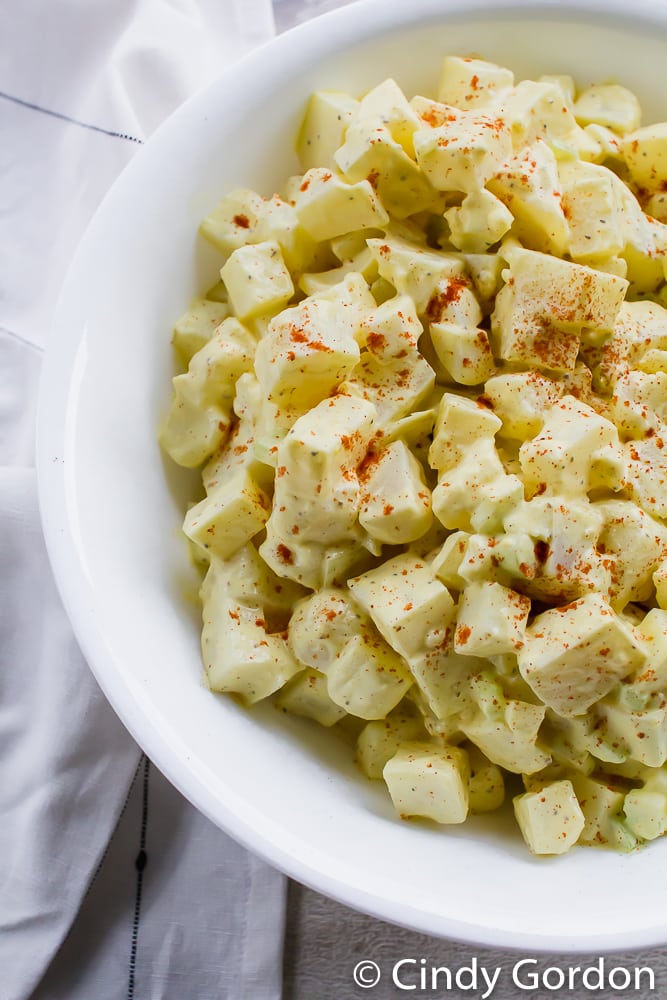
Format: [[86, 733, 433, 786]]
[[0, 89, 143, 144], [127, 754, 150, 1000]]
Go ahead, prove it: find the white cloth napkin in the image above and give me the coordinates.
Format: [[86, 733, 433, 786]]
[[0, 2, 285, 998]]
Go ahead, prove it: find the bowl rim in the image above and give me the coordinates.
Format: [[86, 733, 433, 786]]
[[37, 0, 667, 953]]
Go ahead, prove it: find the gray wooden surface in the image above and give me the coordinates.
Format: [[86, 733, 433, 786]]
[[283, 881, 663, 999]]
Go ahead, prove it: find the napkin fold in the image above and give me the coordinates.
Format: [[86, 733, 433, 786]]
[[0, 468, 142, 999], [29, 754, 286, 1000], [0, 2, 285, 998]]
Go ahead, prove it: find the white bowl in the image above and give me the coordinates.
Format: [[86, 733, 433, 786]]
[[38, 0, 667, 951]]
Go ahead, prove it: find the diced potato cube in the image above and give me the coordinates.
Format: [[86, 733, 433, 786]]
[[463, 252, 505, 305], [367, 236, 465, 314], [540, 74, 576, 106], [555, 359, 598, 407], [455, 581, 530, 657], [431, 531, 470, 590], [624, 788, 667, 841], [187, 317, 257, 409], [341, 295, 436, 422], [610, 370, 667, 439], [202, 602, 300, 704], [314, 268, 378, 315], [274, 392, 375, 543], [534, 717, 594, 775], [423, 279, 482, 329], [327, 631, 413, 719], [348, 553, 456, 661], [559, 161, 624, 261], [200, 558, 301, 702], [359, 292, 423, 355], [341, 350, 435, 424], [598, 299, 667, 388], [654, 566, 667, 610], [513, 780, 585, 855], [296, 90, 359, 170], [482, 371, 561, 439], [172, 299, 230, 365], [645, 190, 667, 223], [335, 119, 437, 218], [383, 743, 470, 824], [617, 197, 667, 295], [502, 496, 610, 604], [431, 439, 506, 530], [356, 78, 424, 155], [295, 168, 389, 240], [624, 435, 667, 520], [457, 530, 535, 589], [492, 246, 628, 372], [356, 713, 428, 780], [519, 395, 623, 499], [359, 440, 432, 544], [413, 108, 512, 193], [518, 594, 646, 717], [408, 644, 484, 732], [428, 392, 501, 473], [445, 189, 513, 253], [462, 681, 550, 774], [159, 377, 230, 468], [288, 589, 363, 670], [574, 84, 641, 134], [569, 774, 625, 846], [201, 187, 328, 277], [249, 388, 295, 469], [622, 648, 667, 709], [254, 294, 361, 411], [161, 316, 256, 468], [488, 140, 569, 255], [275, 668, 347, 727], [203, 418, 272, 500], [469, 474, 524, 534], [501, 80, 579, 148], [209, 544, 306, 621], [497, 284, 576, 374], [331, 229, 381, 263], [253, 194, 329, 275], [298, 247, 377, 296], [595, 695, 667, 768], [263, 536, 346, 601], [430, 322, 495, 385], [260, 394, 376, 588], [583, 122, 623, 160], [199, 188, 264, 255], [437, 56, 514, 110], [467, 745, 505, 813], [594, 500, 667, 609], [220, 241, 293, 321], [183, 470, 270, 560]]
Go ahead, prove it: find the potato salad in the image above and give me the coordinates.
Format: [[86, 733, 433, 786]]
[[160, 56, 667, 855]]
